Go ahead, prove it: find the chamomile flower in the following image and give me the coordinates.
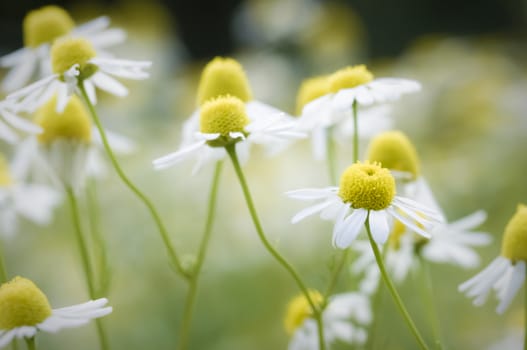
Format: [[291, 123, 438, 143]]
[[0, 152, 60, 238], [285, 290, 371, 350], [179, 57, 299, 156], [287, 161, 442, 248], [6, 37, 151, 113], [0, 276, 112, 348], [295, 74, 393, 160], [153, 95, 304, 173], [0, 99, 42, 144], [0, 5, 126, 92], [32, 94, 92, 191], [459, 204, 527, 314]]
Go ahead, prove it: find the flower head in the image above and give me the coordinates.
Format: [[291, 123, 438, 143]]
[[295, 76, 329, 115], [284, 290, 324, 335], [287, 161, 442, 248], [199, 96, 249, 140], [459, 204, 527, 313], [23, 5, 74, 48], [328, 65, 374, 92], [0, 276, 112, 347]]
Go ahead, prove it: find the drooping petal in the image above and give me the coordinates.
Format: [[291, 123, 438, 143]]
[[368, 210, 390, 244], [332, 208, 368, 249]]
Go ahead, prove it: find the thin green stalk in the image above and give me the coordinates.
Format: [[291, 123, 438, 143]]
[[323, 249, 349, 299], [352, 100, 359, 162], [24, 338, 35, 350], [225, 144, 326, 350], [325, 127, 337, 185], [65, 187, 109, 350], [0, 245, 7, 283], [419, 255, 443, 350], [78, 85, 187, 279], [177, 161, 223, 350], [365, 217, 429, 350], [365, 247, 388, 350]]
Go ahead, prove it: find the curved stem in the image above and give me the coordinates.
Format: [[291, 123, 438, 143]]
[[65, 187, 109, 350], [352, 100, 359, 163], [24, 338, 35, 350], [225, 145, 326, 350], [177, 161, 223, 350], [365, 217, 429, 350], [419, 255, 443, 350], [78, 85, 187, 279], [325, 127, 337, 185]]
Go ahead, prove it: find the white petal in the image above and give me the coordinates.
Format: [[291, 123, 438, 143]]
[[152, 141, 206, 170], [88, 28, 127, 48], [368, 210, 389, 244], [0, 329, 16, 348], [387, 207, 431, 239], [83, 80, 97, 105], [0, 119, 18, 144], [285, 187, 338, 200], [291, 199, 336, 224], [0, 47, 30, 67], [73, 16, 110, 35], [1, 52, 37, 92], [333, 208, 368, 249], [91, 72, 128, 97], [1, 109, 42, 134], [393, 196, 444, 222], [496, 262, 525, 314], [449, 210, 487, 231]]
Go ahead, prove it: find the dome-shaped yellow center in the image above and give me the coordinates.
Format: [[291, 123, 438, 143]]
[[284, 290, 324, 335], [339, 162, 396, 211], [34, 95, 92, 144], [295, 75, 330, 115], [0, 154, 13, 186], [328, 65, 374, 93], [501, 204, 527, 262], [0, 277, 52, 329], [23, 5, 75, 48], [196, 57, 253, 106], [200, 95, 249, 137], [367, 131, 420, 180], [51, 37, 96, 75]]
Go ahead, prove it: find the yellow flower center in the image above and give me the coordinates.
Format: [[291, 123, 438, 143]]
[[339, 162, 396, 211], [295, 75, 330, 115], [23, 5, 75, 48], [328, 64, 374, 93], [501, 204, 527, 262], [367, 131, 421, 180], [284, 290, 324, 335], [0, 277, 52, 329], [51, 37, 96, 75], [34, 95, 92, 144], [196, 57, 253, 106], [0, 154, 13, 186]]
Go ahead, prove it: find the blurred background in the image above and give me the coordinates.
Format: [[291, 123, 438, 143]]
[[1, 0, 527, 349]]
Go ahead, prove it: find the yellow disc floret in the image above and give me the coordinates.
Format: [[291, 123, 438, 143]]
[[200, 95, 249, 136], [0, 154, 13, 186], [339, 162, 396, 211], [501, 204, 527, 262], [0, 277, 52, 329], [197, 57, 253, 106], [284, 290, 324, 335], [51, 37, 96, 75], [367, 131, 420, 180], [23, 5, 75, 48], [295, 75, 330, 115], [328, 64, 374, 93], [34, 95, 92, 144]]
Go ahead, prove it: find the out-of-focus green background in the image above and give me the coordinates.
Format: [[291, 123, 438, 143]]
[[2, 0, 527, 349]]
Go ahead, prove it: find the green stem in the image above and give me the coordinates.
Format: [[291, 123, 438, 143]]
[[24, 338, 35, 350], [365, 217, 429, 350], [225, 145, 326, 350], [78, 85, 187, 279], [0, 244, 7, 283], [323, 249, 349, 299], [177, 161, 223, 350], [365, 247, 388, 350], [65, 187, 109, 350], [419, 255, 443, 350], [325, 127, 337, 185], [352, 100, 359, 163]]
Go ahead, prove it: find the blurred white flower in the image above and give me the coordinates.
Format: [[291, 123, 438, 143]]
[[0, 100, 42, 144]]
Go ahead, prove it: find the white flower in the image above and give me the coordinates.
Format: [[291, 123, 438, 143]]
[[0, 4, 126, 92], [288, 293, 372, 350], [0, 277, 112, 348], [0, 100, 42, 144], [287, 162, 442, 248], [459, 204, 527, 314], [6, 37, 150, 114], [153, 96, 304, 173]]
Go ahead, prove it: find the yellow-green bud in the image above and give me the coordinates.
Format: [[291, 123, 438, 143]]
[[51, 37, 96, 75], [23, 5, 74, 48], [501, 204, 527, 262], [328, 64, 374, 93], [295, 75, 330, 115], [283, 290, 324, 335]]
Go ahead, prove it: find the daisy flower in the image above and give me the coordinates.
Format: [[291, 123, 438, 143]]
[[459, 204, 527, 314], [0, 151, 61, 239], [32, 94, 93, 191], [179, 57, 299, 156], [0, 276, 112, 348], [6, 36, 151, 113], [0, 99, 42, 144], [153, 95, 304, 173], [0, 5, 126, 92], [287, 161, 442, 248], [285, 290, 371, 350]]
